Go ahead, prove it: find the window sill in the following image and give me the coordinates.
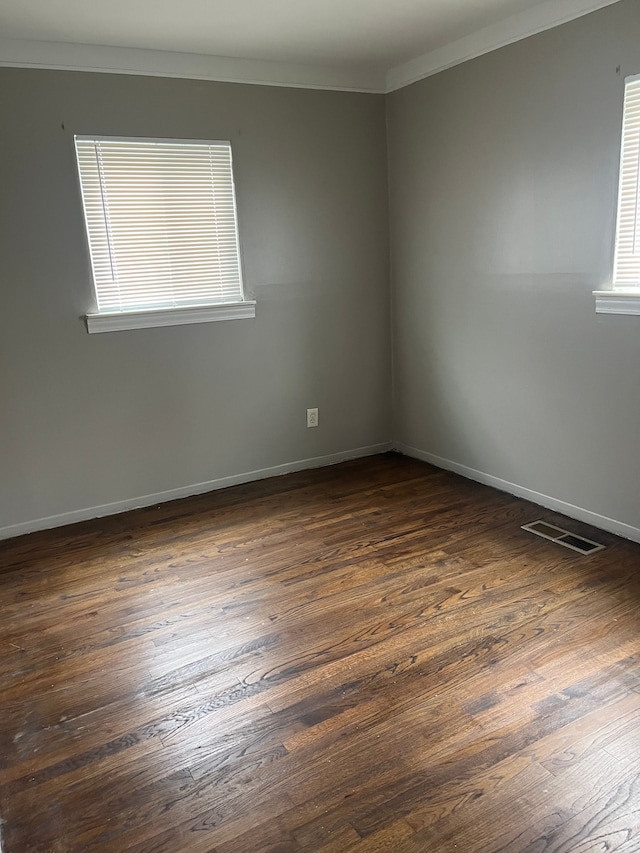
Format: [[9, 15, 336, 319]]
[[593, 290, 640, 316], [85, 301, 256, 333]]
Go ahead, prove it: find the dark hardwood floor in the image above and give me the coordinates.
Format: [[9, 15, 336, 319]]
[[1, 452, 640, 852]]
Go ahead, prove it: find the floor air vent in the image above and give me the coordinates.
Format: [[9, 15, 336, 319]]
[[522, 521, 605, 554]]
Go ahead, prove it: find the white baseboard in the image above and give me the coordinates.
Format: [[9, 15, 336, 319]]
[[0, 442, 392, 541], [394, 442, 640, 545]]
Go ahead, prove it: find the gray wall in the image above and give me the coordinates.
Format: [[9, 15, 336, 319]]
[[0, 69, 391, 533], [4, 0, 640, 540], [387, 0, 640, 533]]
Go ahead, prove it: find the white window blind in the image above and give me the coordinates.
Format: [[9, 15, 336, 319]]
[[75, 136, 245, 313], [613, 77, 640, 288]]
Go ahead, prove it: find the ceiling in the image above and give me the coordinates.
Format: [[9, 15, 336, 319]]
[[0, 0, 622, 92]]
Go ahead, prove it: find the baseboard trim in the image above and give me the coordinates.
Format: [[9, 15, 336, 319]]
[[0, 442, 392, 541], [394, 442, 640, 544]]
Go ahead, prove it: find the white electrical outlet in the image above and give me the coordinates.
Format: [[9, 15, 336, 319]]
[[306, 407, 319, 428]]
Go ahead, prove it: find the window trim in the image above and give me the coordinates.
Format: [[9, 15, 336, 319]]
[[85, 301, 256, 333], [595, 73, 640, 315], [75, 134, 254, 332]]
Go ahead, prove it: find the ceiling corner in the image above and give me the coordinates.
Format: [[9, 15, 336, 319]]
[[385, 0, 624, 93]]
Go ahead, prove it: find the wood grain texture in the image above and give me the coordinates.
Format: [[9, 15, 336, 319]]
[[1, 452, 640, 852]]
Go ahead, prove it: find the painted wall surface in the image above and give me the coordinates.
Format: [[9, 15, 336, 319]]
[[0, 69, 391, 532], [387, 0, 640, 532]]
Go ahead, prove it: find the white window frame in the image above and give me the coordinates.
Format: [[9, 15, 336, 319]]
[[74, 135, 255, 333], [595, 74, 640, 315]]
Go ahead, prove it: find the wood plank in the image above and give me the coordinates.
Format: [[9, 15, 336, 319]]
[[1, 452, 640, 852]]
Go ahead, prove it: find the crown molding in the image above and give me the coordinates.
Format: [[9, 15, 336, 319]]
[[385, 0, 623, 92], [0, 37, 385, 93], [0, 0, 624, 96]]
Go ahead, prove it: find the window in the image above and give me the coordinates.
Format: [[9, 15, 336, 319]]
[[613, 77, 640, 287], [595, 76, 640, 315], [75, 136, 255, 332]]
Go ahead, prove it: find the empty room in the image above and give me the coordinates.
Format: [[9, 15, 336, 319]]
[[2, 0, 640, 850]]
